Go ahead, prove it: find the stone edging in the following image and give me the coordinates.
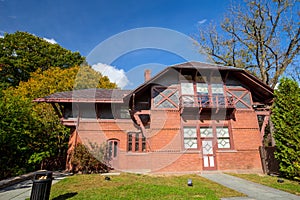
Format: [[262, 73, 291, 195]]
[[0, 172, 35, 189]]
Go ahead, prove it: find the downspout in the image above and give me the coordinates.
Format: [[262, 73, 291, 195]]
[[74, 103, 80, 152], [131, 93, 151, 151], [133, 112, 146, 135]]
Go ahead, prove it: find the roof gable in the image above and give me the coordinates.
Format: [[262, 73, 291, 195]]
[[128, 61, 273, 104]]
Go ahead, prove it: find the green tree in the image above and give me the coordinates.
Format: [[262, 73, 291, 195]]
[[74, 65, 117, 89], [10, 65, 116, 166], [271, 78, 300, 179], [0, 94, 34, 179], [0, 31, 85, 87], [0, 65, 116, 179], [195, 0, 299, 88]]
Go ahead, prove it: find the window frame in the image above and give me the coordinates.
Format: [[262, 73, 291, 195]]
[[216, 127, 231, 149], [127, 132, 146, 153], [151, 86, 179, 110], [180, 80, 233, 108], [183, 126, 198, 149], [226, 88, 253, 110], [181, 121, 233, 151], [107, 139, 119, 159]]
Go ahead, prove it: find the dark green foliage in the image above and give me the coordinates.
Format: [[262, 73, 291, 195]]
[[271, 78, 300, 179], [0, 31, 85, 87], [0, 95, 35, 178]]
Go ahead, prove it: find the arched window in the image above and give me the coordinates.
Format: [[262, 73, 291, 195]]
[[107, 139, 119, 159]]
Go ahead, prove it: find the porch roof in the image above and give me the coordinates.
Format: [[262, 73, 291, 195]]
[[34, 88, 132, 103]]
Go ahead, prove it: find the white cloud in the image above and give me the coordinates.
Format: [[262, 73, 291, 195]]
[[43, 37, 57, 44], [92, 63, 129, 89], [198, 19, 207, 25], [0, 30, 4, 38]]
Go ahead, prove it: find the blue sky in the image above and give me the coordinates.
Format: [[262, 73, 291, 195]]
[[0, 0, 233, 88]]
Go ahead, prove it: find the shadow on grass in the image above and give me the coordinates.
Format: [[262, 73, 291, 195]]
[[52, 192, 78, 200]]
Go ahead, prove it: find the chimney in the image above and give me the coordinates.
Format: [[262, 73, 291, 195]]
[[144, 69, 151, 82]]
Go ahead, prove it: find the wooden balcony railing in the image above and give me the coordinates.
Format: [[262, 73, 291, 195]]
[[179, 94, 235, 110]]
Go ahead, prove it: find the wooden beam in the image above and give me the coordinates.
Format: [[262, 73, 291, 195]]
[[51, 103, 62, 118], [224, 71, 229, 83]]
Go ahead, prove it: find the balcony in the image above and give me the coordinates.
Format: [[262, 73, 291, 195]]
[[179, 94, 235, 113]]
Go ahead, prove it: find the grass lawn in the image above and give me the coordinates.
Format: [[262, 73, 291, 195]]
[[50, 173, 245, 200], [228, 173, 300, 196]]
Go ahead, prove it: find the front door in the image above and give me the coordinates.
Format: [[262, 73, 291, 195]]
[[200, 127, 217, 170]]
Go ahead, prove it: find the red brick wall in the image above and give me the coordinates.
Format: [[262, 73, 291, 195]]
[[156, 153, 202, 173], [216, 151, 262, 171], [218, 110, 262, 172], [65, 109, 263, 173]]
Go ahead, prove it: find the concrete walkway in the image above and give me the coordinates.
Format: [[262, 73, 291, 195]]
[[0, 172, 70, 200], [201, 173, 300, 200]]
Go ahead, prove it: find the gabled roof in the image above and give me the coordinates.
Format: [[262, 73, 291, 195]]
[[171, 61, 239, 70], [34, 61, 274, 104], [34, 88, 131, 103], [128, 61, 274, 104]]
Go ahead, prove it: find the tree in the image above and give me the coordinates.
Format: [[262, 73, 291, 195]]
[[10, 65, 116, 162], [0, 31, 85, 87], [0, 65, 116, 179], [271, 78, 300, 179], [0, 95, 34, 179], [195, 0, 299, 88]]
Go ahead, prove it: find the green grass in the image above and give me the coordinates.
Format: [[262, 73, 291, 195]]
[[228, 173, 300, 196], [50, 173, 245, 200]]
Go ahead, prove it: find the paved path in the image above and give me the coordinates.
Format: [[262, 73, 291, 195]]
[[0, 172, 69, 200], [201, 173, 300, 200]]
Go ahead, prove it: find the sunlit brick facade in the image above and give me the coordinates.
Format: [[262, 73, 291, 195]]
[[35, 62, 273, 173]]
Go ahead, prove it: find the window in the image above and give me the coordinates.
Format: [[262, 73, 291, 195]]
[[99, 104, 114, 119], [216, 127, 230, 149], [107, 140, 119, 159], [181, 83, 195, 106], [182, 124, 232, 150], [79, 103, 97, 118], [183, 127, 198, 149], [180, 81, 231, 108], [200, 127, 213, 138], [152, 86, 179, 109], [199, 126, 231, 149], [211, 84, 226, 106], [196, 83, 209, 107], [120, 106, 130, 119], [227, 89, 252, 109], [127, 132, 146, 152]]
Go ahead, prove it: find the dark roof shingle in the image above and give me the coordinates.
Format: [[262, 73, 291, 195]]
[[34, 88, 131, 103]]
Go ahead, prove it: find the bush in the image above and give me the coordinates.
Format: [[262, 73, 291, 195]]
[[71, 143, 111, 174]]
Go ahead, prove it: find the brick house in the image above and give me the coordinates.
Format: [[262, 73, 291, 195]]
[[35, 62, 273, 173]]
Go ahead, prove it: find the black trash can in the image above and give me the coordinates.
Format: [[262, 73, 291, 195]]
[[30, 171, 53, 200]]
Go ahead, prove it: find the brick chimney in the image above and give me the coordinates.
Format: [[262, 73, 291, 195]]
[[144, 69, 151, 82]]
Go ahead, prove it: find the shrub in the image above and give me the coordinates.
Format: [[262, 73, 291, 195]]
[[71, 143, 111, 174]]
